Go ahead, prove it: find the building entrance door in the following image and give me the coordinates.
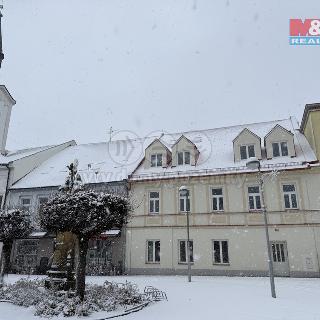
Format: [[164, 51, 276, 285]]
[[271, 241, 289, 276]]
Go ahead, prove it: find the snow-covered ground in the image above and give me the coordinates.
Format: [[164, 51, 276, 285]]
[[1, 274, 320, 320]]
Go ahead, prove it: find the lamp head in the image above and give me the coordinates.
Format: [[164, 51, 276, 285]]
[[246, 157, 261, 170], [179, 185, 189, 197]]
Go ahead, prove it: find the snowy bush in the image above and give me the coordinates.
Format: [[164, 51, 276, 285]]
[[0, 210, 32, 278], [0, 279, 49, 306], [102, 281, 144, 306], [0, 279, 146, 318]]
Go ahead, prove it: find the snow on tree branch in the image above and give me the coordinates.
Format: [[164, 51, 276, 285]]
[[40, 190, 131, 238], [0, 209, 32, 241]]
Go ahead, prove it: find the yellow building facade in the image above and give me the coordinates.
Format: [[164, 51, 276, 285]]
[[125, 107, 320, 277]]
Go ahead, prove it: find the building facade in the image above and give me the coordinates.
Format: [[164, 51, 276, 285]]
[[125, 110, 320, 277], [7, 182, 127, 275], [5, 141, 137, 275]]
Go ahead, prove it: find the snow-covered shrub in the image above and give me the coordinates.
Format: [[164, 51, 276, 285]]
[[103, 281, 143, 305], [34, 295, 88, 318], [0, 278, 49, 307], [0, 210, 32, 277], [0, 279, 147, 318]]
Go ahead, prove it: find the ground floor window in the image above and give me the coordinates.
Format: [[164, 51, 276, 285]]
[[87, 239, 115, 275], [179, 240, 193, 263], [147, 240, 160, 263], [15, 239, 39, 272], [271, 242, 286, 262], [213, 240, 229, 264]]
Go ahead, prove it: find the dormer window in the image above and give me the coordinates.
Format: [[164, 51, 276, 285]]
[[171, 135, 199, 167], [145, 138, 171, 169], [264, 124, 295, 159], [151, 153, 162, 167], [178, 151, 191, 165], [240, 145, 255, 160], [233, 128, 261, 162], [272, 142, 288, 157]]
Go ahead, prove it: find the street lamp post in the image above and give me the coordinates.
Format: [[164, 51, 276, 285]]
[[179, 186, 192, 283], [246, 158, 276, 298]]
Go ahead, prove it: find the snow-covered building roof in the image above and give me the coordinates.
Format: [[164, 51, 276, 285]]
[[130, 117, 318, 181], [11, 117, 318, 188], [11, 140, 145, 189], [0, 145, 55, 164]]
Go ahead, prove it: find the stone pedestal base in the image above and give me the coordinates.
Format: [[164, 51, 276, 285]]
[[45, 265, 75, 291]]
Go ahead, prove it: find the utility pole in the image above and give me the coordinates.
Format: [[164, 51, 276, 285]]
[[246, 158, 276, 298], [179, 186, 192, 282]]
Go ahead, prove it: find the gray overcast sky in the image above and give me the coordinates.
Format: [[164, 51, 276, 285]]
[[0, 0, 319, 150]]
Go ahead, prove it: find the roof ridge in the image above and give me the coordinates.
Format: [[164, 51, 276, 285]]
[[75, 135, 159, 147], [6, 145, 54, 156], [74, 118, 292, 147], [175, 117, 292, 136]]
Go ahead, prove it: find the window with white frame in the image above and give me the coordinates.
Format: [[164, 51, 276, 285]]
[[147, 240, 160, 263], [179, 240, 193, 263], [283, 184, 298, 209], [151, 153, 162, 167], [213, 240, 229, 264], [240, 145, 255, 160], [248, 186, 261, 210], [178, 151, 191, 165], [272, 142, 288, 157], [179, 189, 190, 212], [212, 188, 224, 211], [149, 191, 160, 214], [20, 197, 32, 211]]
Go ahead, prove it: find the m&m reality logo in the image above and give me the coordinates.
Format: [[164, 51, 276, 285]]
[[289, 19, 320, 45]]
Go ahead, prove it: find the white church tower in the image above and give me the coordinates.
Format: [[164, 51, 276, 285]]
[[0, 8, 16, 155], [0, 85, 16, 155]]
